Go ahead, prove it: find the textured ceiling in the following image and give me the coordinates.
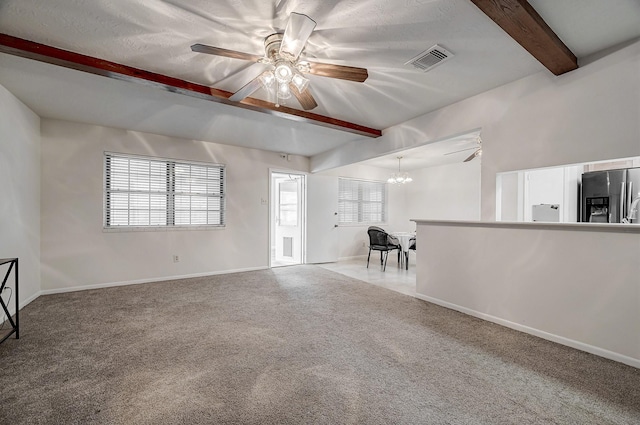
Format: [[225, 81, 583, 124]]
[[359, 130, 482, 171], [0, 0, 639, 161], [529, 0, 640, 59]]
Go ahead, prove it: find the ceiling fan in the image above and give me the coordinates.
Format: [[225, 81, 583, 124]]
[[444, 137, 482, 162], [191, 12, 368, 111]]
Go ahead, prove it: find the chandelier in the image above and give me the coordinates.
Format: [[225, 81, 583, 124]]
[[387, 156, 413, 184]]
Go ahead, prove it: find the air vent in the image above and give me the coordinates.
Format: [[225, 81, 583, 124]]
[[405, 44, 454, 72]]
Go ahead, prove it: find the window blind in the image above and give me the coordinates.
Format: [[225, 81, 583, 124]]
[[104, 153, 225, 228], [338, 178, 386, 224]]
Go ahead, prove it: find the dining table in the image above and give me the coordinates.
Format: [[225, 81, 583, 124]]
[[390, 231, 415, 270]]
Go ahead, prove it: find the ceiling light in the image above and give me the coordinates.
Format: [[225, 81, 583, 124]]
[[388, 157, 413, 184], [291, 73, 309, 93], [277, 82, 292, 99], [269, 63, 294, 107], [259, 71, 275, 89], [190, 12, 369, 112], [274, 61, 294, 83]]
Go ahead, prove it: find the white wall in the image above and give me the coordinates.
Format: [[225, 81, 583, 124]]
[[312, 40, 640, 221], [317, 163, 408, 259], [496, 172, 521, 221], [405, 160, 481, 222], [415, 221, 640, 368], [40, 119, 308, 292], [0, 83, 41, 309], [317, 159, 481, 259]]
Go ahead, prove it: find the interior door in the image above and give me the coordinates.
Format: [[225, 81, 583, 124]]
[[306, 174, 339, 263]]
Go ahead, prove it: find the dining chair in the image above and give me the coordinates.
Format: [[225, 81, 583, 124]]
[[366, 226, 401, 271], [406, 236, 416, 270]]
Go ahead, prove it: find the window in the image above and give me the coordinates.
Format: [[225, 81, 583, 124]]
[[338, 178, 386, 224], [278, 181, 299, 226], [104, 153, 225, 228]]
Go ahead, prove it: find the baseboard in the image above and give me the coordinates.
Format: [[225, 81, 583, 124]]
[[20, 290, 41, 310], [4, 267, 269, 322], [414, 292, 640, 369], [0, 290, 41, 325], [40, 266, 269, 296], [337, 255, 368, 261]]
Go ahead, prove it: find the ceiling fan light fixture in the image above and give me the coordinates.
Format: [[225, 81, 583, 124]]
[[292, 73, 309, 92], [274, 62, 294, 83], [259, 71, 275, 89], [190, 12, 369, 112], [277, 82, 292, 99]]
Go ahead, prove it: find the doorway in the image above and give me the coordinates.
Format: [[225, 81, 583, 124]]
[[270, 171, 305, 267]]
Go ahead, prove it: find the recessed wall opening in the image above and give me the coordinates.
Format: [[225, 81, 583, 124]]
[[496, 156, 640, 223]]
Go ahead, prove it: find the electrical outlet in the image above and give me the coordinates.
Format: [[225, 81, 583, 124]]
[[362, 241, 366, 248], [173, 255, 180, 263]]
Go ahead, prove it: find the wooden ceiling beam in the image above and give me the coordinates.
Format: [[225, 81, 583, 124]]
[[469, 0, 578, 75], [0, 33, 381, 138]]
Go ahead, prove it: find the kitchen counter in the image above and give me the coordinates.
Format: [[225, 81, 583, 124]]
[[412, 219, 640, 368], [412, 219, 640, 233]]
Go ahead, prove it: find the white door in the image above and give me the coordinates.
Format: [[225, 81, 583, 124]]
[[271, 172, 305, 267], [306, 174, 339, 263]]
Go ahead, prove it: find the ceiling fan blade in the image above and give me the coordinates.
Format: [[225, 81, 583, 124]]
[[306, 61, 368, 82], [289, 83, 318, 110], [464, 149, 481, 163], [191, 44, 263, 62], [279, 12, 316, 61], [444, 147, 477, 156], [229, 77, 263, 102]]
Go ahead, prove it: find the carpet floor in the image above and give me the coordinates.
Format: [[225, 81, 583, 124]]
[[0, 265, 639, 424]]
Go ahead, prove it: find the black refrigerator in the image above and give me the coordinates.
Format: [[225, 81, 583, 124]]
[[581, 167, 640, 224]]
